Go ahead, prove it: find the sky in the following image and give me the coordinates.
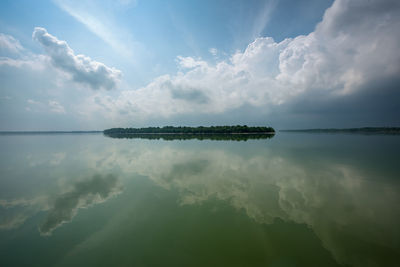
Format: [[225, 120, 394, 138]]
[[0, 0, 399, 130]]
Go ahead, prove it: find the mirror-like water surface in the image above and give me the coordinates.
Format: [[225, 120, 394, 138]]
[[0, 133, 399, 266]]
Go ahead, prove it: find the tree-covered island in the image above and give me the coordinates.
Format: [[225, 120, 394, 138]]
[[104, 125, 275, 135]]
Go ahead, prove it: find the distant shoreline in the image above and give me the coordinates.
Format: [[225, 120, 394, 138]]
[[280, 127, 400, 135], [3, 127, 398, 135], [0, 131, 102, 135]]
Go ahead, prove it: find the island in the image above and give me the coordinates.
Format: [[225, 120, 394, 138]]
[[103, 125, 275, 141]]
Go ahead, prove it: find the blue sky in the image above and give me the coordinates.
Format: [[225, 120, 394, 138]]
[[0, 0, 399, 130]]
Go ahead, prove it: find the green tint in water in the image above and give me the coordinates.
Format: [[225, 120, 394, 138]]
[[0, 133, 399, 266]]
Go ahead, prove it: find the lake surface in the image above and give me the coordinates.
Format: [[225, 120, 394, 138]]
[[0, 132, 399, 267]]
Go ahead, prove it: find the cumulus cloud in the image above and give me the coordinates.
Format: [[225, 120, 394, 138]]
[[87, 0, 399, 126], [32, 27, 122, 90], [1, 0, 399, 129]]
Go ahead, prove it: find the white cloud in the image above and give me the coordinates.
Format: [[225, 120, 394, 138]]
[[33, 27, 122, 90], [176, 55, 207, 69], [25, 99, 44, 113], [87, 0, 400, 124], [27, 99, 41, 105], [1, 0, 399, 129], [208, 48, 218, 56], [0, 33, 23, 54], [48, 100, 66, 114], [26, 99, 66, 114], [0, 54, 47, 70]]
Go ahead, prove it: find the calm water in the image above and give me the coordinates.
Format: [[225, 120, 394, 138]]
[[0, 133, 399, 267]]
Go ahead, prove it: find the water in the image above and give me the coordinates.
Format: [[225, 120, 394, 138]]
[[0, 133, 399, 266]]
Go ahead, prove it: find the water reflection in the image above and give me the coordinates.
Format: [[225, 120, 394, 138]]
[[39, 174, 122, 235], [0, 174, 122, 235], [85, 139, 399, 266], [0, 134, 399, 267], [0, 196, 49, 230]]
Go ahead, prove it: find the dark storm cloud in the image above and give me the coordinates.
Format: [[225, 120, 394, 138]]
[[274, 77, 400, 128]]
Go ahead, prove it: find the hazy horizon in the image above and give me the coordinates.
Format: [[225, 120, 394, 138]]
[[1, 126, 400, 133]]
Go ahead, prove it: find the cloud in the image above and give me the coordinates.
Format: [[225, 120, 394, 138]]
[[39, 174, 122, 235], [25, 99, 66, 114], [27, 99, 40, 105], [0, 33, 47, 71], [26, 99, 44, 112], [0, 54, 47, 70], [32, 27, 122, 90], [176, 56, 207, 69], [87, 0, 399, 126], [48, 100, 66, 114], [208, 48, 218, 56], [0, 33, 23, 54], [1, 0, 399, 130], [166, 81, 210, 104]]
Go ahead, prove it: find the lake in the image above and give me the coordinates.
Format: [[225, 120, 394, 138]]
[[0, 132, 399, 266]]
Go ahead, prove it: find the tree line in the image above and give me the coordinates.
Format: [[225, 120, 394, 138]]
[[104, 125, 275, 134]]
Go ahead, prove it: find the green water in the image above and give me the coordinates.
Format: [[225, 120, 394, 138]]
[[0, 133, 399, 266]]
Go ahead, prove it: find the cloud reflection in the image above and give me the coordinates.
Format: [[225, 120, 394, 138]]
[[2, 138, 399, 266], [86, 141, 400, 266], [0, 174, 122, 235], [0, 196, 49, 230], [39, 174, 122, 235]]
